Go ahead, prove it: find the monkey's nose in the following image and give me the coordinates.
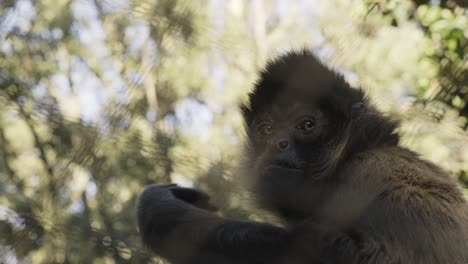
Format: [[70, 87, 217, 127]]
[[278, 140, 289, 150]]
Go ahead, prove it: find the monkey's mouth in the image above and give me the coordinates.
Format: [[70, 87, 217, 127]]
[[269, 159, 305, 171]]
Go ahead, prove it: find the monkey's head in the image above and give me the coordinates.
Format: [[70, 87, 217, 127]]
[[240, 50, 387, 220]]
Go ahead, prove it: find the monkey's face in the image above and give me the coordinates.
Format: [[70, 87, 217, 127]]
[[248, 101, 328, 180], [241, 50, 364, 217], [242, 92, 338, 215]]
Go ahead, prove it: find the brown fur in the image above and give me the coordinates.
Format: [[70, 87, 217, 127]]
[[137, 50, 468, 264]]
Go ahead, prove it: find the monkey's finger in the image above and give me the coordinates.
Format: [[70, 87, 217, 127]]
[[139, 184, 178, 203], [192, 200, 218, 212], [170, 186, 211, 203], [157, 183, 178, 188], [170, 186, 211, 202]]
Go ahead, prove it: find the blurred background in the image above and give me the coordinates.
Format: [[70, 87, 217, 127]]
[[0, 0, 467, 263]]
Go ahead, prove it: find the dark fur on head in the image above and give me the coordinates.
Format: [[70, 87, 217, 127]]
[[240, 49, 402, 222], [242, 49, 399, 167], [242, 49, 362, 123]]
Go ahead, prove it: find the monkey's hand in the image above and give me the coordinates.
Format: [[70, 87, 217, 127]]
[[137, 184, 219, 255], [170, 185, 218, 212], [138, 184, 217, 213], [137, 184, 291, 263]]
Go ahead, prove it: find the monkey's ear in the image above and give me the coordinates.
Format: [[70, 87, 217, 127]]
[[351, 102, 365, 116], [321, 83, 366, 119], [240, 104, 254, 127]]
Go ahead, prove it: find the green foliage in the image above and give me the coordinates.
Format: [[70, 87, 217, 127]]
[[0, 0, 466, 263], [415, 4, 467, 128]]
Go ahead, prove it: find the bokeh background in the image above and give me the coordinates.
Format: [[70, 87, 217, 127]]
[[0, 0, 467, 263]]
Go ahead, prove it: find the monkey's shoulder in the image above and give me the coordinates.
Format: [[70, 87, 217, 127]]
[[344, 146, 466, 207]]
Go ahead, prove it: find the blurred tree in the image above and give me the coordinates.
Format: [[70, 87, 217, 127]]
[[414, 3, 467, 128], [318, 0, 467, 191], [0, 0, 467, 263], [0, 0, 211, 262], [368, 0, 468, 187], [367, 0, 467, 128]]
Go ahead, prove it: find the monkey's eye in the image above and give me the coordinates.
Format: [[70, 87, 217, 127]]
[[296, 119, 315, 132], [257, 122, 273, 135]]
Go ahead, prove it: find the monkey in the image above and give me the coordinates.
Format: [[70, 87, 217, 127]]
[[137, 49, 468, 264]]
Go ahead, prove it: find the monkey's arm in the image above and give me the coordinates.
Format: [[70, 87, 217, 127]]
[[137, 184, 290, 264], [285, 220, 396, 264], [304, 193, 468, 264]]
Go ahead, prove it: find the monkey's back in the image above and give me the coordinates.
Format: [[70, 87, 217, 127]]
[[342, 146, 468, 263]]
